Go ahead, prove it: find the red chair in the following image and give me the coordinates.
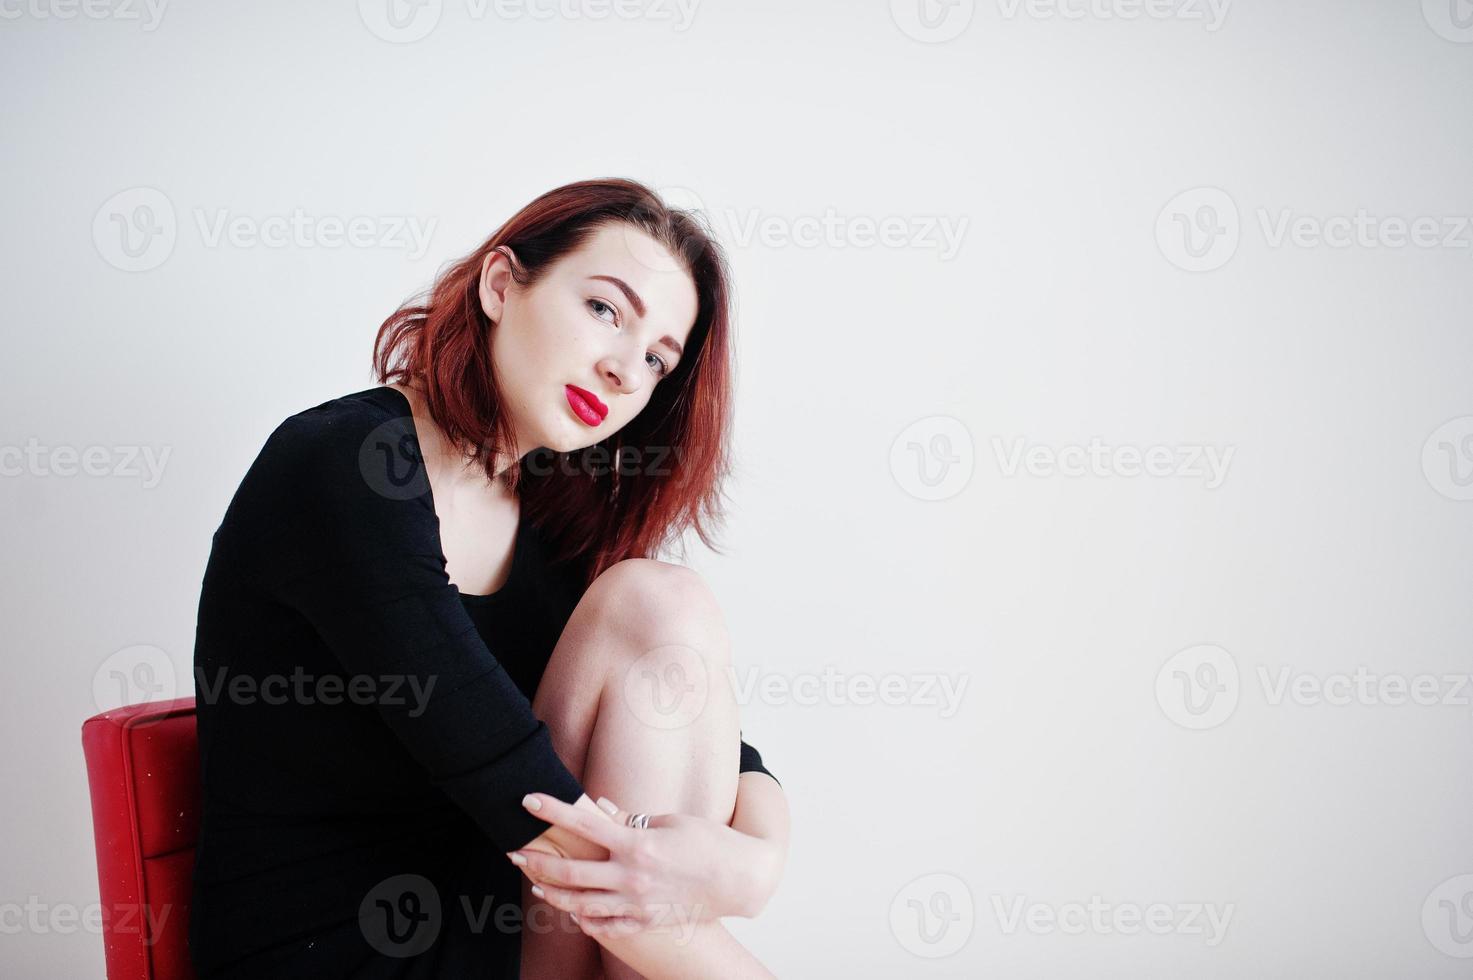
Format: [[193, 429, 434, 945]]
[[81, 697, 201, 980]]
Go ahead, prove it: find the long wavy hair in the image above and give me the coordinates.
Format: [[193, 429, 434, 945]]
[[371, 178, 736, 588]]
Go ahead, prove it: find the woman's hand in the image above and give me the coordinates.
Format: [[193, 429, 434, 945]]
[[507, 792, 781, 937], [515, 793, 613, 864]]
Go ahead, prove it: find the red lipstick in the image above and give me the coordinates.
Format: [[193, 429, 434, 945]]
[[565, 385, 607, 426]]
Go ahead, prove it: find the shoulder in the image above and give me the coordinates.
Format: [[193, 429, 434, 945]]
[[261, 387, 418, 481], [222, 387, 431, 535], [266, 386, 406, 454]]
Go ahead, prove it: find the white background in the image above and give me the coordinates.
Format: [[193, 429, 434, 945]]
[[3, 0, 1473, 976]]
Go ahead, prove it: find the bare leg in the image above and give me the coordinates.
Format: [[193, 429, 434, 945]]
[[518, 559, 746, 980]]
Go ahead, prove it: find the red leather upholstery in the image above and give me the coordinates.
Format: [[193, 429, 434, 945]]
[[81, 697, 201, 980]]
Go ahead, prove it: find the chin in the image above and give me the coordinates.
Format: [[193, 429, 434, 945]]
[[544, 425, 599, 455]]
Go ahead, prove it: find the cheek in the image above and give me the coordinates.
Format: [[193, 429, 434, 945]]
[[498, 313, 566, 385], [530, 306, 593, 368], [611, 393, 654, 433]]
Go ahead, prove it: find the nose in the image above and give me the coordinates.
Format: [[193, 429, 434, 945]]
[[597, 348, 646, 397]]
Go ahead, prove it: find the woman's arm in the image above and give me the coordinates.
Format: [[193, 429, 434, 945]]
[[514, 741, 790, 922], [513, 789, 787, 925], [727, 771, 790, 917], [516, 767, 799, 885], [583, 918, 776, 979], [511, 795, 780, 979], [222, 403, 586, 852]]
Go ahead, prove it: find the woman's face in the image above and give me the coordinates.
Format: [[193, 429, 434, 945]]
[[481, 221, 700, 456]]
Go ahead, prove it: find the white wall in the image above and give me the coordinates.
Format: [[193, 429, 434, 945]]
[[3, 0, 1472, 975]]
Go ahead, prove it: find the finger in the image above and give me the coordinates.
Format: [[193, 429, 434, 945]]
[[522, 794, 627, 851], [594, 796, 624, 820], [578, 914, 647, 937], [531, 883, 643, 921], [595, 795, 672, 832], [578, 897, 651, 925], [508, 850, 624, 891]]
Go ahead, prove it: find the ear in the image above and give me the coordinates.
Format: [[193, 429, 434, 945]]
[[478, 246, 518, 323]]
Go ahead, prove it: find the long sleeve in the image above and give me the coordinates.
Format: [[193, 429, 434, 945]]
[[214, 400, 583, 852]]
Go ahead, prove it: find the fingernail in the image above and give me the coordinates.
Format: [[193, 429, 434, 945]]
[[531, 884, 545, 899], [596, 797, 618, 815], [522, 794, 541, 811], [509, 852, 527, 867]]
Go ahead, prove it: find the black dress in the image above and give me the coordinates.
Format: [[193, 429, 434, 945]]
[[188, 385, 777, 978]]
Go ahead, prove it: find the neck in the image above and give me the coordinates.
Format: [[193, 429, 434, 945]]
[[439, 441, 521, 489], [393, 380, 522, 488], [489, 450, 521, 483]]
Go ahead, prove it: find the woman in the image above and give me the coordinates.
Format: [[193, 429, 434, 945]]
[[188, 178, 790, 978]]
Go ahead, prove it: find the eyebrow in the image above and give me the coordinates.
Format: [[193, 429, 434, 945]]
[[589, 275, 684, 360]]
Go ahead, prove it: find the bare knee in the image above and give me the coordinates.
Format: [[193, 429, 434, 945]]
[[535, 558, 736, 772], [540, 562, 744, 828], [580, 560, 736, 734], [582, 558, 729, 661]]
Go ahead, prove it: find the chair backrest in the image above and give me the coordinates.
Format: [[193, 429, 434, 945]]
[[81, 697, 201, 980]]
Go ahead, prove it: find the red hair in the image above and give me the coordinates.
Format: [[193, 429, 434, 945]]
[[372, 178, 736, 587]]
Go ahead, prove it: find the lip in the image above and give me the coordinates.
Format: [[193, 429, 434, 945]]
[[565, 385, 607, 426]]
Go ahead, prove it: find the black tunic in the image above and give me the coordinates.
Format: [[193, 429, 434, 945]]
[[188, 385, 776, 978]]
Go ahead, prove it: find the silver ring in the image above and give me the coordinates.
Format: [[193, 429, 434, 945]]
[[626, 812, 650, 830]]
